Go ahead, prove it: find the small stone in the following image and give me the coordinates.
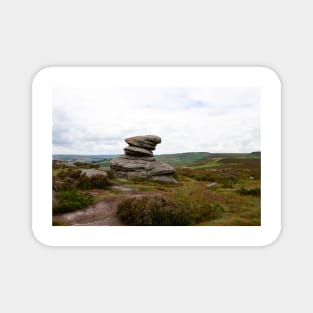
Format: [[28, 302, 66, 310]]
[[80, 168, 107, 177]]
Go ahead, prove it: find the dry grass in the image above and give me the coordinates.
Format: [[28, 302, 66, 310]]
[[52, 157, 261, 226], [166, 180, 260, 226]]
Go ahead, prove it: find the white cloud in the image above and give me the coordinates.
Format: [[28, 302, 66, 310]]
[[53, 87, 260, 154]]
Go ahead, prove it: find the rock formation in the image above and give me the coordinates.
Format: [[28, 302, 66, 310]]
[[110, 135, 177, 183]]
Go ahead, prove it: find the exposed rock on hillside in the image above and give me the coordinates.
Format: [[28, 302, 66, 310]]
[[124, 146, 153, 157], [125, 135, 161, 150], [110, 135, 177, 183]]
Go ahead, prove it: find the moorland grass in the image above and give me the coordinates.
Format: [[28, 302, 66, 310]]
[[53, 190, 93, 214], [52, 156, 261, 226], [117, 181, 226, 226], [189, 160, 222, 169]]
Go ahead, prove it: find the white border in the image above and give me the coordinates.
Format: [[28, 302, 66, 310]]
[[32, 67, 281, 246]]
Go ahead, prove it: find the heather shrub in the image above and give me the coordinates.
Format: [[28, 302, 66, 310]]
[[53, 190, 93, 214], [73, 162, 100, 169], [117, 196, 191, 226], [77, 174, 111, 189], [52, 160, 68, 169], [117, 182, 226, 226], [105, 169, 115, 179], [54, 169, 111, 191], [237, 187, 261, 196]]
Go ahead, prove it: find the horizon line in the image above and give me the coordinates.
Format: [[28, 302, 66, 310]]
[[53, 151, 261, 156]]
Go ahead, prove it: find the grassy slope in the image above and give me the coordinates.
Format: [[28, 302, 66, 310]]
[[189, 158, 222, 169], [106, 156, 261, 226], [156, 152, 260, 167], [53, 152, 261, 226], [155, 152, 211, 166]]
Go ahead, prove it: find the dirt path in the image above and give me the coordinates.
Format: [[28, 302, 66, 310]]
[[54, 187, 165, 226]]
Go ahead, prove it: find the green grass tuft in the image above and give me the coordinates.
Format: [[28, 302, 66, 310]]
[[53, 190, 93, 215]]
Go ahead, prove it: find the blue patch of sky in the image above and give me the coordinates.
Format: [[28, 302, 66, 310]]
[[184, 99, 207, 109]]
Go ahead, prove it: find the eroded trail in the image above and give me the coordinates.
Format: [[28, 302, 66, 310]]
[[54, 187, 165, 226]]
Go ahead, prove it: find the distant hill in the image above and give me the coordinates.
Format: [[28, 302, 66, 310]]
[[205, 152, 261, 159], [250, 151, 261, 157], [53, 154, 119, 163], [155, 152, 211, 166], [155, 152, 260, 166], [53, 151, 260, 168]]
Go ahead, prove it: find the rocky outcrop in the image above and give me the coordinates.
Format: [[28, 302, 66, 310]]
[[110, 135, 177, 183], [124, 146, 153, 157], [125, 135, 161, 150]]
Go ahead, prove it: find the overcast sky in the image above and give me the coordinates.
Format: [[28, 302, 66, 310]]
[[53, 87, 260, 155]]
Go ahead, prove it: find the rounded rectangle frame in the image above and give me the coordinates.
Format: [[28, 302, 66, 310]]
[[32, 66, 281, 246]]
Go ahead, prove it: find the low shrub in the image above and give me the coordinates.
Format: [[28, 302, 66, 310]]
[[53, 190, 93, 214], [105, 169, 115, 179], [117, 182, 226, 226], [52, 160, 70, 169], [117, 196, 191, 226], [77, 174, 111, 190], [237, 187, 261, 197], [73, 162, 100, 169], [171, 182, 225, 223], [53, 169, 111, 191]]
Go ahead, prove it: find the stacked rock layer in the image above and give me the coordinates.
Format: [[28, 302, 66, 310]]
[[110, 135, 177, 183]]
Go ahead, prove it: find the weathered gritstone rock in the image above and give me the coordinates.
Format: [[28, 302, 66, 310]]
[[125, 135, 161, 151], [110, 135, 177, 183], [124, 146, 153, 157], [110, 156, 174, 177]]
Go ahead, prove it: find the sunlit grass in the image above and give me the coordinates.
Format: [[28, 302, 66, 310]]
[[189, 159, 222, 169]]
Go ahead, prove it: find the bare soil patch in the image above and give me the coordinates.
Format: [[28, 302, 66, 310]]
[[53, 187, 165, 226]]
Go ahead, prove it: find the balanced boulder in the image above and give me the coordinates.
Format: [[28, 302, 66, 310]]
[[110, 135, 177, 183], [125, 135, 161, 151]]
